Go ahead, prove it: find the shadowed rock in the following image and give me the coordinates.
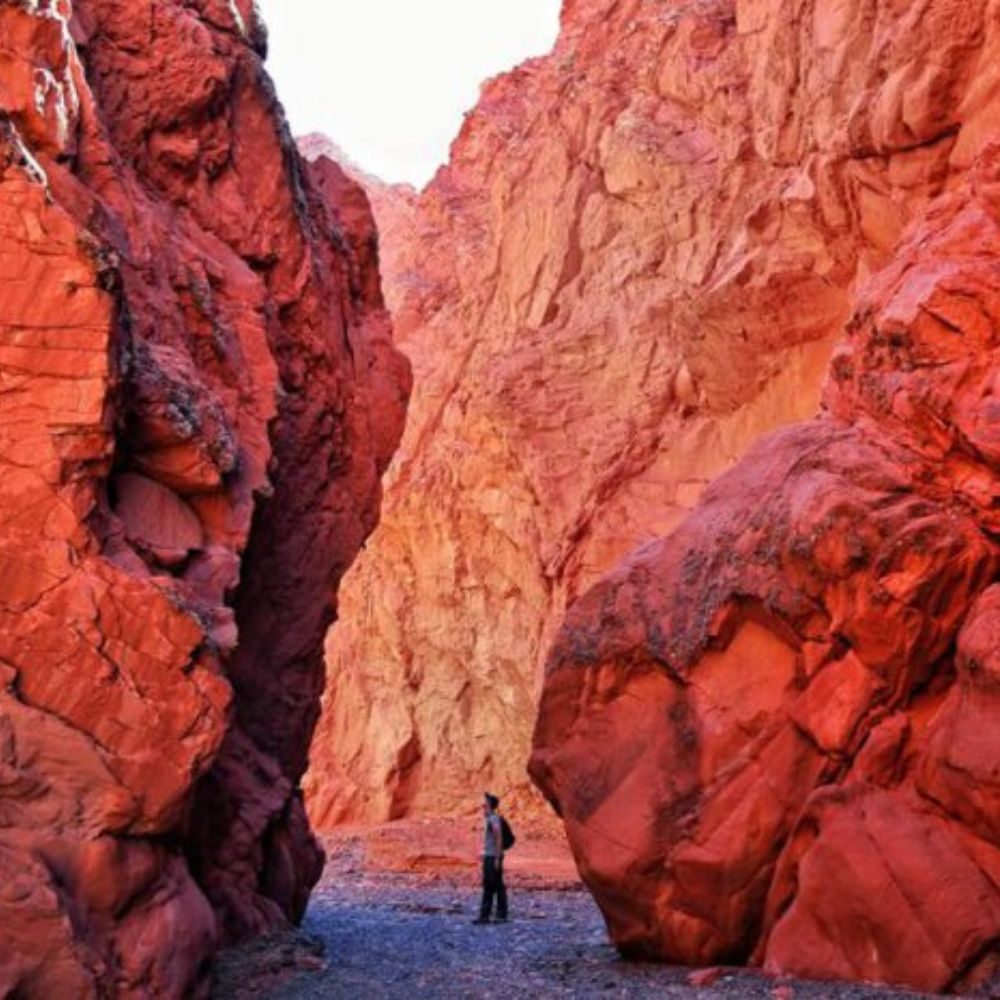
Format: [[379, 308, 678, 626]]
[[0, 1, 409, 995]]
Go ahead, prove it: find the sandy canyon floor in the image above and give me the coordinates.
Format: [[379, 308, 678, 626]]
[[211, 821, 944, 999]]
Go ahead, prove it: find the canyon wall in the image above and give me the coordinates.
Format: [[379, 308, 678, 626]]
[[0, 2, 408, 996], [305, 0, 988, 827], [530, 0, 1000, 994]]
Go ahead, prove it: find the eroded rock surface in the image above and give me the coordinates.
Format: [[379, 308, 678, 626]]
[[305, 0, 997, 831], [530, 5, 1000, 991], [0, 2, 409, 995]]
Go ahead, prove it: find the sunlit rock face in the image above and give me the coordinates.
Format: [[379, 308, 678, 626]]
[[0, 2, 409, 995], [304, 0, 992, 830], [530, 2, 1000, 993]]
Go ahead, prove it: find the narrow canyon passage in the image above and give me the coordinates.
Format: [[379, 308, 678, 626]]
[[289, 0, 1000, 994], [294, 0, 1000, 988], [4, 0, 1000, 996]]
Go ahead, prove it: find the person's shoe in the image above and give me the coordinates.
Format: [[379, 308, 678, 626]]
[[494, 916, 509, 923], [472, 917, 490, 924]]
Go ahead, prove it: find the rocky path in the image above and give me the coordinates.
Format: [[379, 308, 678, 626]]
[[212, 822, 940, 1000]]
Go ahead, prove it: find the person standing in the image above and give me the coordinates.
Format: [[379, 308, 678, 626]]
[[473, 792, 508, 924]]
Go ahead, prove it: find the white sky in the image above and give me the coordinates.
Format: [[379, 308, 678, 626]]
[[255, 1, 562, 188]]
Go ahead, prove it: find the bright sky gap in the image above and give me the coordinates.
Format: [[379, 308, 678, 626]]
[[255, 0, 563, 188]]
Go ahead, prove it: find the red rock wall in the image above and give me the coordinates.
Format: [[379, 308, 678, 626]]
[[530, 2, 1000, 993], [304, 0, 995, 829], [0, 2, 409, 995]]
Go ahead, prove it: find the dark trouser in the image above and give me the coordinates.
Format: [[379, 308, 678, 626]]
[[479, 856, 508, 920]]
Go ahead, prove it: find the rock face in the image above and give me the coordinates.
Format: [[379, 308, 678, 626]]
[[530, 2, 1000, 993], [0, 2, 408, 996], [304, 0, 994, 830]]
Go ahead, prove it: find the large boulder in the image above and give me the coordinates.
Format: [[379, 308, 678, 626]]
[[530, 125, 1000, 994]]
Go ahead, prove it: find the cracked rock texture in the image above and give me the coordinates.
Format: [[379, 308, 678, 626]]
[[530, 1, 1000, 994], [0, 1, 409, 996], [304, 0, 995, 831]]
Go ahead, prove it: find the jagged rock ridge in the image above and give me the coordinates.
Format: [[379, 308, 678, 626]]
[[0, 1, 409, 995]]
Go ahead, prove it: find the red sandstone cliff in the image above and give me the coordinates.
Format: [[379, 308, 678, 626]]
[[529, 1, 1000, 995], [305, 0, 995, 831], [0, 2, 409, 995]]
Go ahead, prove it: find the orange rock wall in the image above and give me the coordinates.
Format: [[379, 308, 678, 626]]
[[305, 0, 989, 826], [0, 2, 408, 996], [529, 1, 1000, 994]]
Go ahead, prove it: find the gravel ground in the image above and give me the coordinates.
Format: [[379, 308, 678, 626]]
[[212, 867, 941, 1000]]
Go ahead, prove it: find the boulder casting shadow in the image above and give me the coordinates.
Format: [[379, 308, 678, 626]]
[[531, 148, 1000, 994]]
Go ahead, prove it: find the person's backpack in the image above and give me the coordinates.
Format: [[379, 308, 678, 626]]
[[500, 815, 516, 850]]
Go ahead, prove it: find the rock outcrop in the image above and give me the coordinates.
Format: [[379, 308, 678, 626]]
[[530, 2, 1000, 994], [0, 2, 408, 996], [305, 0, 994, 829]]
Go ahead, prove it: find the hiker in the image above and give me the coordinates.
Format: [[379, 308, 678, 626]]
[[473, 792, 509, 923]]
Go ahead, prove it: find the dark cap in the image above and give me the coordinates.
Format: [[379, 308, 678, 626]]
[[484, 793, 500, 809]]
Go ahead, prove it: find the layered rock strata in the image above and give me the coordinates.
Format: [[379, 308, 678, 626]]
[[0, 2, 408, 996], [530, 2, 1000, 993], [306, 0, 994, 828]]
